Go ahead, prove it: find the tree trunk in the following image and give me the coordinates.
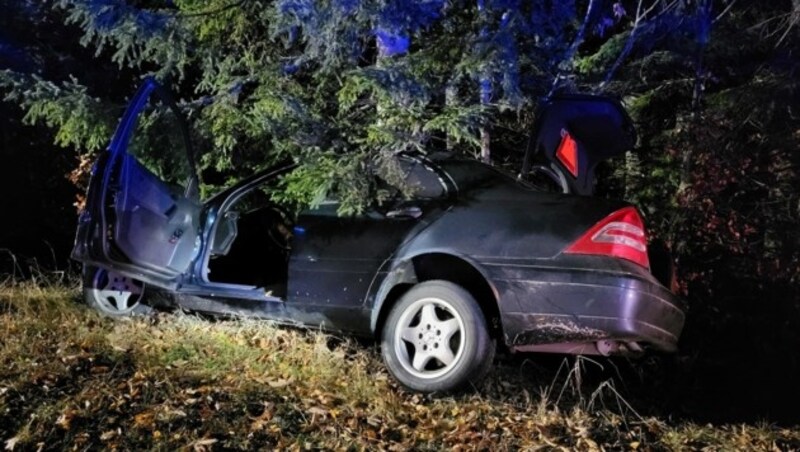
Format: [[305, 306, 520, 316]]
[[479, 78, 491, 164], [682, 0, 713, 188], [477, 0, 491, 164], [446, 81, 457, 152]]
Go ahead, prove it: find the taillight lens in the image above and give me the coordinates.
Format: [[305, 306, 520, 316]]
[[565, 206, 650, 269], [556, 130, 579, 177]]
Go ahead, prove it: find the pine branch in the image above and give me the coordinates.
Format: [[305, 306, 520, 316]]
[[180, 0, 249, 18]]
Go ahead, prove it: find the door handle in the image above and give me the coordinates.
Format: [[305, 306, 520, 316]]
[[386, 206, 422, 219]]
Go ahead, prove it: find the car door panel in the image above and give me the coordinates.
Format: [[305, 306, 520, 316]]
[[286, 159, 452, 320], [72, 77, 201, 285], [113, 154, 201, 276], [288, 205, 417, 311]]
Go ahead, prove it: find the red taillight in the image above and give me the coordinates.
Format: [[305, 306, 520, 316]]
[[565, 206, 650, 269], [556, 130, 579, 177]]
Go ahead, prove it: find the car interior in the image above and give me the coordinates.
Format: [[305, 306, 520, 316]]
[[200, 156, 456, 296], [205, 188, 293, 297]]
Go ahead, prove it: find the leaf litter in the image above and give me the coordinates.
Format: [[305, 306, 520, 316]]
[[1, 284, 798, 450]]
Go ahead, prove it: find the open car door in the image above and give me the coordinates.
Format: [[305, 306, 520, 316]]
[[72, 78, 202, 288], [520, 94, 637, 195]]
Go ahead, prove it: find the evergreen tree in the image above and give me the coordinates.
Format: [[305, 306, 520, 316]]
[[1, 1, 798, 279], [0, 0, 603, 214]]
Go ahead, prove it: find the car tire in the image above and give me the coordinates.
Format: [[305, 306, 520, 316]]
[[82, 265, 152, 317], [381, 280, 495, 393]]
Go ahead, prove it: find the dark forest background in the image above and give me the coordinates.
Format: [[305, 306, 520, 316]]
[[1, 0, 799, 424]]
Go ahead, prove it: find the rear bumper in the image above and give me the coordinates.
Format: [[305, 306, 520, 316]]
[[486, 259, 686, 353]]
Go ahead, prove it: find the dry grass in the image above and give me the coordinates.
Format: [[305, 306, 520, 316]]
[[1, 283, 799, 450]]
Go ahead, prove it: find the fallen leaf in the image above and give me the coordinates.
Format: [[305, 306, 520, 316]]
[[268, 377, 294, 388], [56, 410, 74, 430], [191, 437, 218, 452], [134, 412, 155, 429], [4, 436, 20, 451]]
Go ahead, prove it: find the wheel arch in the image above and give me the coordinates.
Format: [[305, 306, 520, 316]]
[[371, 252, 502, 340]]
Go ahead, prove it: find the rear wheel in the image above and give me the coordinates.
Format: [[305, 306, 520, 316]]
[[381, 280, 495, 393], [83, 266, 150, 317]]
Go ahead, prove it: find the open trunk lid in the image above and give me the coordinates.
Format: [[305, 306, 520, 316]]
[[521, 94, 637, 195]]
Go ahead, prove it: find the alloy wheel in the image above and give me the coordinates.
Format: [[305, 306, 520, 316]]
[[393, 297, 466, 379], [87, 269, 144, 315]]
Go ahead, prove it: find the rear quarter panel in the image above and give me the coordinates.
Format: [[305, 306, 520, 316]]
[[401, 185, 628, 261], [376, 184, 629, 324]]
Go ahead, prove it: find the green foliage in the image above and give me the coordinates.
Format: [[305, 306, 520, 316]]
[[0, 72, 115, 153], [423, 104, 486, 148], [575, 31, 629, 76], [57, 0, 191, 78], [0, 0, 588, 213]]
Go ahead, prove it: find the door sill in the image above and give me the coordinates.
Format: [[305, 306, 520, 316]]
[[179, 282, 286, 302]]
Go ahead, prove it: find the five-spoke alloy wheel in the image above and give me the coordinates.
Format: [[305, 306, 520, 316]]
[[381, 280, 495, 393], [83, 266, 150, 317]]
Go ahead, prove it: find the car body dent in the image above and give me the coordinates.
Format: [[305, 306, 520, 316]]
[[485, 255, 685, 350]]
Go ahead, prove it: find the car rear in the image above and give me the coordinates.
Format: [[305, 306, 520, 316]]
[[414, 156, 686, 356], [487, 203, 686, 356]]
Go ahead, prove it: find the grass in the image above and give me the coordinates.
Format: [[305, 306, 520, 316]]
[[1, 281, 799, 450]]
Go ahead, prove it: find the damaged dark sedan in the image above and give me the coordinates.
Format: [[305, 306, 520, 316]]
[[72, 78, 685, 393]]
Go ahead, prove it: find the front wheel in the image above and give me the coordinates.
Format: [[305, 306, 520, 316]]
[[83, 266, 151, 317], [381, 280, 495, 393]]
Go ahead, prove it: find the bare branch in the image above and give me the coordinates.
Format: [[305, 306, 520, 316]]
[[599, 0, 679, 90], [776, 0, 800, 46], [549, 0, 599, 96], [713, 0, 738, 24]]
